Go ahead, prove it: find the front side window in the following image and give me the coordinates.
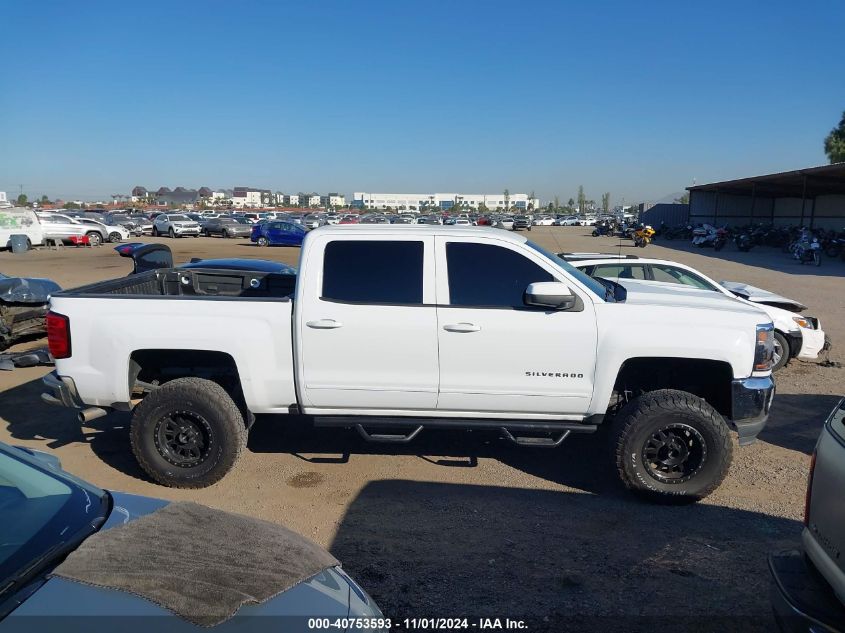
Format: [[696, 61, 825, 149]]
[[322, 240, 423, 304], [446, 242, 552, 308]]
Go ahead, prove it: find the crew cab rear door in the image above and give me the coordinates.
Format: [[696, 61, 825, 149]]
[[434, 236, 598, 415], [296, 234, 439, 411]]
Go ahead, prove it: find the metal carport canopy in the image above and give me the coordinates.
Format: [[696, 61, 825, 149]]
[[687, 162, 845, 197]]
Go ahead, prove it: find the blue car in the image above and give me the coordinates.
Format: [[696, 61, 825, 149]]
[[0, 442, 384, 630], [251, 220, 306, 247]]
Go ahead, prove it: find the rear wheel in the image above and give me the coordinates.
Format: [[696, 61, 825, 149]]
[[86, 231, 102, 246], [612, 389, 732, 503], [152, 227, 159, 237], [223, 229, 230, 239], [130, 377, 247, 488]]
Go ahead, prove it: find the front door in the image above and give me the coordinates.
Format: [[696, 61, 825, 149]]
[[434, 236, 598, 416], [298, 236, 439, 411]]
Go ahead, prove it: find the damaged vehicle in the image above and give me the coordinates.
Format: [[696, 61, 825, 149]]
[[0, 441, 385, 630], [0, 274, 60, 350]]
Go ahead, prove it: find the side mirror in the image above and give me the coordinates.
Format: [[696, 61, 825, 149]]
[[524, 282, 577, 310]]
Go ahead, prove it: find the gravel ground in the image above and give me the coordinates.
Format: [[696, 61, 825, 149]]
[[1, 227, 843, 632]]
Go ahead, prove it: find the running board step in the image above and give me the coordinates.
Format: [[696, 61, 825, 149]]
[[501, 428, 571, 447], [355, 424, 424, 444]]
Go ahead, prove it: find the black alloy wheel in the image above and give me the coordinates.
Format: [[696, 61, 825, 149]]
[[154, 411, 213, 468], [641, 423, 707, 484]]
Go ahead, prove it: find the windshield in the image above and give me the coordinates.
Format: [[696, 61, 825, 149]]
[[525, 241, 611, 301], [169, 215, 190, 221], [0, 446, 109, 586]]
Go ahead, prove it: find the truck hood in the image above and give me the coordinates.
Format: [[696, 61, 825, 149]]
[[617, 279, 768, 317], [719, 281, 807, 312], [9, 492, 355, 626]]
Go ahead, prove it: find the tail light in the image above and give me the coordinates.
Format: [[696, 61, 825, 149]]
[[46, 311, 72, 359], [804, 450, 817, 527]]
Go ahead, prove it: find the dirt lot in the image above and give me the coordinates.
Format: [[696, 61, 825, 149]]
[[1, 227, 843, 631]]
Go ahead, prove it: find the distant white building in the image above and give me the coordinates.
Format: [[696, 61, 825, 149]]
[[301, 193, 321, 207], [0, 191, 8, 207], [320, 193, 346, 208], [232, 187, 270, 208], [352, 192, 540, 212]]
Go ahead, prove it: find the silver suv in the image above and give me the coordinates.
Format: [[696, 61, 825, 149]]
[[769, 397, 845, 632]]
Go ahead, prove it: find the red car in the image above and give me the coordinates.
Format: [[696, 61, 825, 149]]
[[339, 215, 360, 224]]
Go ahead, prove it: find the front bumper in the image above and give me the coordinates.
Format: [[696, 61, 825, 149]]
[[173, 227, 200, 235], [797, 318, 829, 361], [731, 376, 775, 445], [769, 550, 844, 633], [41, 371, 84, 409]]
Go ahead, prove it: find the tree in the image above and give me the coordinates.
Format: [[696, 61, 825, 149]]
[[577, 185, 585, 214], [553, 195, 560, 211], [601, 192, 610, 215], [674, 192, 690, 205], [567, 197, 575, 208], [546, 202, 554, 212], [16, 194, 27, 206], [824, 110, 845, 164]]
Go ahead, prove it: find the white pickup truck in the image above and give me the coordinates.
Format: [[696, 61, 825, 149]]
[[41, 225, 776, 502]]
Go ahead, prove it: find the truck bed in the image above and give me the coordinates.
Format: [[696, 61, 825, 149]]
[[63, 268, 296, 300]]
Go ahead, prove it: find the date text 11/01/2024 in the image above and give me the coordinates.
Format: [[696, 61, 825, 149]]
[[307, 617, 529, 630]]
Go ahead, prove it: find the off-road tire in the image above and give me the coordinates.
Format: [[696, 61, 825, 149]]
[[612, 389, 732, 503], [130, 377, 247, 488], [772, 331, 790, 372]]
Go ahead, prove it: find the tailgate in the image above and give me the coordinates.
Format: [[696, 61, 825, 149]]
[[805, 398, 845, 604]]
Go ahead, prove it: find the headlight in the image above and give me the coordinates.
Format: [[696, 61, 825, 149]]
[[754, 323, 775, 372], [792, 316, 813, 330]]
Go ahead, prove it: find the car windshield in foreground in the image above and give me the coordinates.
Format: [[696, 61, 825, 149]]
[[0, 446, 109, 592], [525, 240, 614, 301]]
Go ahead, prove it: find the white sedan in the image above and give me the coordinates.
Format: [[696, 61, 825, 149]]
[[567, 255, 828, 371], [532, 216, 556, 226]]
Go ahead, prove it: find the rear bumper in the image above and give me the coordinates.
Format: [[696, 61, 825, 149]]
[[769, 550, 845, 633], [731, 376, 775, 445], [40, 371, 84, 409]]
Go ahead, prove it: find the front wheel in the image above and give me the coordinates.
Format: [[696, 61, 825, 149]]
[[152, 227, 159, 237], [108, 232, 122, 243], [168, 228, 176, 239], [222, 229, 230, 239], [612, 389, 732, 503], [86, 231, 103, 246], [257, 236, 269, 247], [813, 251, 821, 267], [772, 331, 790, 372], [592, 230, 599, 237], [130, 377, 247, 488]]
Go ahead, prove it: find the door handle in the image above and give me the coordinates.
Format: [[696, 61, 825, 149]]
[[443, 322, 481, 333], [306, 319, 343, 329]]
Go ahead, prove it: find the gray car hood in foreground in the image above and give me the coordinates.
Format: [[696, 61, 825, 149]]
[[4, 492, 375, 632]]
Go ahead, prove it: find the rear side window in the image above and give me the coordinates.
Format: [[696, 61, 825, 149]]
[[322, 240, 424, 304], [446, 242, 553, 308], [592, 264, 646, 280], [650, 265, 716, 290]]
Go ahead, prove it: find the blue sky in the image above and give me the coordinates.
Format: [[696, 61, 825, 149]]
[[1, 0, 843, 203]]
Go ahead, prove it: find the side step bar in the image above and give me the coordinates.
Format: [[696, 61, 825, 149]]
[[313, 416, 597, 446]]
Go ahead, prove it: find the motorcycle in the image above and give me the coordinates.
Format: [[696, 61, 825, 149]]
[[734, 232, 754, 252], [713, 227, 730, 251], [793, 236, 822, 267], [692, 224, 717, 247], [633, 225, 655, 248]]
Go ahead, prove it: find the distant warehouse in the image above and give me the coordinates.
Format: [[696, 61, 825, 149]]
[[687, 162, 845, 229]]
